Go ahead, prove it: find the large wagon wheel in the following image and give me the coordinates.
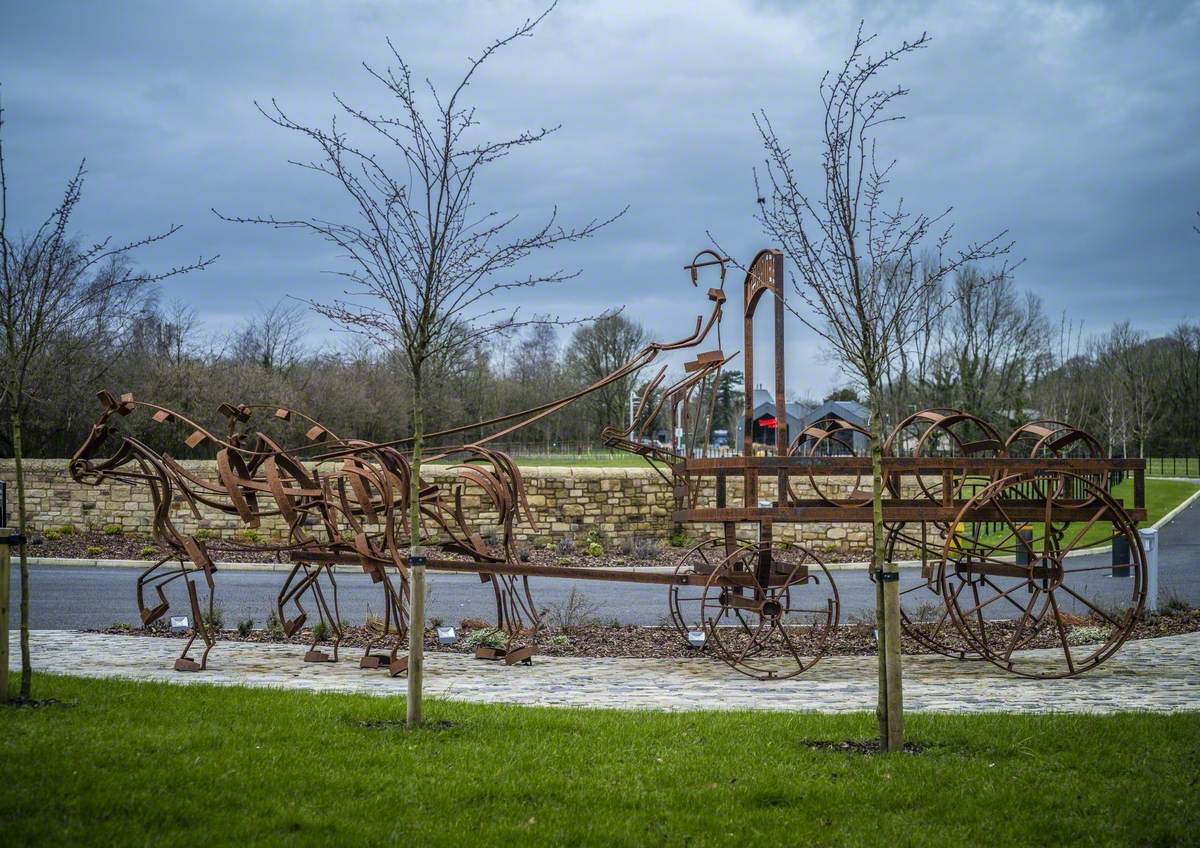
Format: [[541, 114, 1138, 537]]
[[882, 523, 982, 660], [669, 537, 754, 645], [786, 418, 874, 507], [884, 408, 1005, 503], [1005, 420, 1107, 508], [938, 472, 1146, 678], [698, 542, 839, 680], [879, 409, 1005, 658]]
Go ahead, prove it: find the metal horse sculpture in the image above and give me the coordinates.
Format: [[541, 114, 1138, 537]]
[[70, 396, 541, 673]]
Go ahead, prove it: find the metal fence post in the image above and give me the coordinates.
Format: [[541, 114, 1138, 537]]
[[1139, 528, 1158, 614]]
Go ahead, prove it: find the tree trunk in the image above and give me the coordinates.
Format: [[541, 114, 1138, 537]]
[[870, 420, 888, 745], [12, 411, 31, 701], [869, 391, 903, 752], [406, 368, 425, 727]]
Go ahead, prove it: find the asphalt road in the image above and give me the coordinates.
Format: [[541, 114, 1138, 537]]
[[10, 489, 1200, 630]]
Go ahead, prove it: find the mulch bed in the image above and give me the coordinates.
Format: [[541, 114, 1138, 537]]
[[25, 529, 873, 569], [93, 608, 1200, 660]]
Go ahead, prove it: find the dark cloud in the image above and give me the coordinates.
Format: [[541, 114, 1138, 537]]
[[2, 0, 1197, 396]]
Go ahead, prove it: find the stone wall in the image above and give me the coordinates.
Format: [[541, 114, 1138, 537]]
[[0, 459, 889, 552]]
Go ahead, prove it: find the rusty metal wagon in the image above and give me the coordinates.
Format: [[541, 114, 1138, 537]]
[[68, 246, 1147, 681]]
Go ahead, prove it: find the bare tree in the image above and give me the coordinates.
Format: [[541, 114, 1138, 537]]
[[753, 25, 1013, 750], [217, 4, 622, 726], [930, 268, 1048, 424], [1032, 312, 1088, 425], [509, 323, 564, 451], [880, 255, 943, 423], [564, 314, 649, 440], [1087, 333, 1128, 456], [0, 102, 213, 701], [1163, 322, 1200, 454], [1103, 322, 1163, 458], [229, 300, 307, 376]]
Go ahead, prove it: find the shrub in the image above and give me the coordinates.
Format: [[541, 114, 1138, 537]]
[[544, 587, 600, 634], [464, 628, 506, 649], [58, 524, 76, 536], [109, 621, 133, 632], [621, 536, 660, 560], [43, 529, 61, 542], [85, 546, 103, 556], [193, 528, 217, 541], [312, 621, 330, 642], [1160, 590, 1191, 616], [555, 535, 576, 555], [667, 530, 692, 548], [102, 524, 123, 536], [1067, 625, 1112, 646], [139, 546, 157, 558], [586, 541, 603, 557], [236, 618, 255, 637], [266, 607, 285, 639], [550, 634, 572, 647], [202, 605, 225, 630], [517, 547, 531, 562], [429, 616, 444, 628], [235, 529, 263, 544]]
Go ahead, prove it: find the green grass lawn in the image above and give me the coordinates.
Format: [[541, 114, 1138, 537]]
[[1130, 476, 1200, 524], [2, 675, 1198, 847], [978, 476, 1200, 553]]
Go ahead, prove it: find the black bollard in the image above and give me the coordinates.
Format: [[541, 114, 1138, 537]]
[[1015, 525, 1032, 567], [1112, 535, 1130, 578]]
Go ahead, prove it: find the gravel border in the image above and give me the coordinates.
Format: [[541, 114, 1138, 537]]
[[92, 608, 1200, 660]]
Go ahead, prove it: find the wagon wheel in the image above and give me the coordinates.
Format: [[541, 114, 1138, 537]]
[[670, 538, 727, 643], [879, 523, 983, 660], [669, 537, 762, 645], [938, 472, 1146, 678], [1005, 420, 1107, 512], [786, 418, 873, 507], [699, 542, 839, 680], [884, 408, 1005, 503]]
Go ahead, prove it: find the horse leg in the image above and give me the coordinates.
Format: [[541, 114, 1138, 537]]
[[360, 570, 393, 670], [136, 557, 174, 625], [276, 563, 311, 638], [175, 572, 213, 672], [302, 571, 337, 663]]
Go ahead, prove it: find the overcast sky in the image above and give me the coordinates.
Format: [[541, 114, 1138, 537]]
[[2, 0, 1198, 397]]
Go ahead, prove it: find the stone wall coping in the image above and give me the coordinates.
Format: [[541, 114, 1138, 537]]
[[0, 458, 661, 480]]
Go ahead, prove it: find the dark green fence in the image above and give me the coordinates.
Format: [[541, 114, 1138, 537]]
[[1146, 457, 1200, 478]]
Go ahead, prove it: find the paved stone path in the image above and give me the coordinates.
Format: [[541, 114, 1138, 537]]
[[13, 629, 1200, 713]]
